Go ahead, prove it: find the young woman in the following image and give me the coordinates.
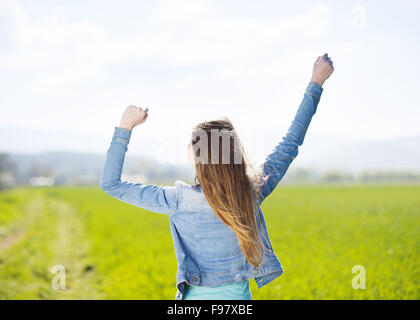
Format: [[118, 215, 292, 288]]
[[100, 53, 334, 300]]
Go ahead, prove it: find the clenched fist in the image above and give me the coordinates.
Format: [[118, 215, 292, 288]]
[[311, 53, 334, 87], [119, 105, 149, 131]]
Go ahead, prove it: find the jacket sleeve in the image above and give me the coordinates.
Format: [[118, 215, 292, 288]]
[[99, 127, 178, 215], [258, 82, 323, 203]]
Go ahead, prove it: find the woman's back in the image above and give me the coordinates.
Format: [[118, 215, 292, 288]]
[[166, 180, 282, 299], [171, 182, 253, 300], [170, 182, 255, 275]]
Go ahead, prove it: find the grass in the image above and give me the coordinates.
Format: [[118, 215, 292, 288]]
[[0, 188, 30, 233], [0, 185, 419, 299]]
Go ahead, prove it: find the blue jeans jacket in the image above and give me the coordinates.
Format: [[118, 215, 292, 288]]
[[100, 82, 323, 300]]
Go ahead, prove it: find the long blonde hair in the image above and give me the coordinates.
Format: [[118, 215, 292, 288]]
[[191, 117, 264, 267]]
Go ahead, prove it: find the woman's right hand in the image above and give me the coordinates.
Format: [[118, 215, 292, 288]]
[[119, 105, 149, 131], [311, 53, 334, 87]]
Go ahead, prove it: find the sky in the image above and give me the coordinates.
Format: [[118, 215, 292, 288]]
[[0, 0, 419, 165]]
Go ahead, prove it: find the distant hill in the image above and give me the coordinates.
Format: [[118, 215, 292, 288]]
[[294, 134, 420, 172], [1, 125, 419, 185], [0, 125, 107, 154], [8, 152, 193, 185]]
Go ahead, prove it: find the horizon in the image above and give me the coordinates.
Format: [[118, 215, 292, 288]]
[[3, 126, 420, 173]]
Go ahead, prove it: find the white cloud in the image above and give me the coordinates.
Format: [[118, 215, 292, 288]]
[[0, 0, 333, 86], [150, 0, 220, 24], [145, 2, 332, 66], [0, 0, 25, 52], [0, 0, 335, 143]]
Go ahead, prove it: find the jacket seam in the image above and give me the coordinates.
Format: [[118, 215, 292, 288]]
[[173, 183, 181, 215], [177, 267, 283, 282], [176, 256, 280, 277], [305, 90, 320, 102], [190, 212, 203, 276]]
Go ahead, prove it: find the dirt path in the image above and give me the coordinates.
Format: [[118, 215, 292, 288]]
[[0, 232, 24, 250], [49, 198, 103, 299], [0, 196, 43, 251]]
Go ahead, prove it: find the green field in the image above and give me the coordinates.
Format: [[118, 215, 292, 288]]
[[0, 185, 419, 299]]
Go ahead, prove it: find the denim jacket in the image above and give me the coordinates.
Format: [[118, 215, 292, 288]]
[[100, 82, 323, 300]]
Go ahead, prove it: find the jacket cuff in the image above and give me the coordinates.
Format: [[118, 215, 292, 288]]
[[112, 127, 132, 146], [305, 82, 323, 101]]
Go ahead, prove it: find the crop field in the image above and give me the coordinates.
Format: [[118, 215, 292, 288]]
[[0, 185, 419, 299]]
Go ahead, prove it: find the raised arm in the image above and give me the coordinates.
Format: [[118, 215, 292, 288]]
[[100, 105, 178, 215], [258, 53, 334, 202]]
